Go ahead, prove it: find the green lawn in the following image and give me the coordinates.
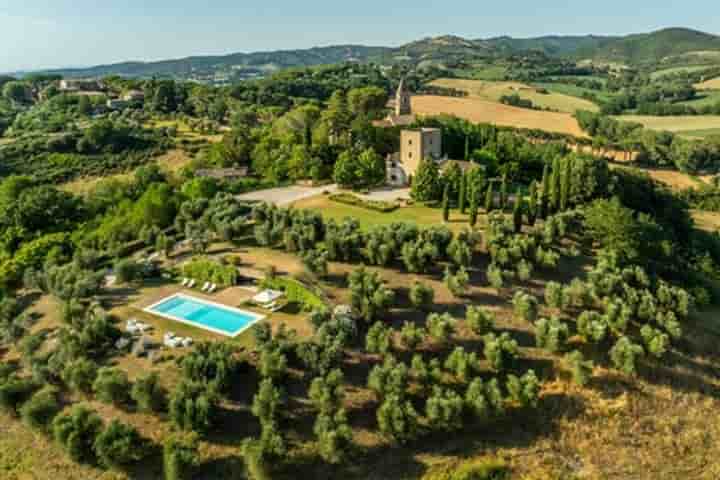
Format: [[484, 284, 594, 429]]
[[452, 64, 509, 81], [678, 89, 720, 109], [292, 195, 479, 231], [679, 128, 720, 138], [650, 65, 713, 80]]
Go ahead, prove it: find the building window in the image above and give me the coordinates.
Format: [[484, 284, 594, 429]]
[[408, 152, 412, 158], [391, 175, 397, 181], [408, 140, 412, 145]]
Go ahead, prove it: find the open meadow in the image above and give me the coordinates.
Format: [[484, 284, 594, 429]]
[[696, 76, 720, 90], [411, 95, 587, 137], [616, 114, 720, 137], [430, 78, 599, 114]]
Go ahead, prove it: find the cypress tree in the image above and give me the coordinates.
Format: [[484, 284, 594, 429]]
[[549, 157, 562, 213], [469, 190, 479, 227], [540, 164, 550, 219], [560, 157, 572, 211], [485, 183, 494, 213], [442, 183, 450, 223], [464, 135, 470, 161], [499, 176, 507, 211], [527, 181, 538, 226], [513, 189, 524, 233], [458, 173, 467, 214]]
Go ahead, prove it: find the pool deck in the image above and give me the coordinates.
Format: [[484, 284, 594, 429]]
[[133, 285, 257, 311]]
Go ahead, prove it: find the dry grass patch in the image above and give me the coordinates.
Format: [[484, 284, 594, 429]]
[[411, 95, 587, 137], [692, 210, 720, 232], [431, 78, 599, 113], [695, 77, 720, 90], [609, 164, 708, 191]]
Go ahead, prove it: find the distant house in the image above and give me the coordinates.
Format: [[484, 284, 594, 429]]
[[195, 168, 249, 180], [122, 90, 145, 102], [59, 78, 103, 92]]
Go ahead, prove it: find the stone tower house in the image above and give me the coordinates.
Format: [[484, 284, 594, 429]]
[[395, 78, 412, 116], [386, 128, 443, 186]]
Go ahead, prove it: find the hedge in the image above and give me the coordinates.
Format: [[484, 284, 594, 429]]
[[181, 257, 238, 287], [262, 277, 325, 311], [329, 193, 399, 213]]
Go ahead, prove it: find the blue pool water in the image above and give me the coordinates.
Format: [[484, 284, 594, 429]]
[[147, 295, 263, 337]]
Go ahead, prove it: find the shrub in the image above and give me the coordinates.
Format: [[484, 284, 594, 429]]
[[565, 350, 594, 386], [444, 347, 479, 384], [328, 193, 399, 212], [348, 268, 394, 323], [92, 367, 131, 405], [163, 432, 200, 480], [425, 386, 465, 432], [53, 405, 104, 463], [0, 376, 38, 414], [19, 385, 61, 431], [444, 266, 469, 298], [263, 276, 326, 311], [421, 457, 510, 480], [512, 291, 539, 323], [535, 316, 570, 353], [483, 333, 518, 371], [62, 357, 98, 393], [181, 257, 238, 287], [94, 420, 145, 468], [366, 322, 392, 355], [377, 393, 419, 444], [640, 325, 670, 358], [465, 378, 489, 420], [544, 281, 563, 308], [399, 321, 425, 351], [466, 306, 494, 335], [427, 313, 456, 346], [131, 372, 167, 412], [506, 370, 540, 408], [577, 311, 607, 343], [610, 337, 645, 375], [314, 408, 353, 464], [409, 281, 435, 311]]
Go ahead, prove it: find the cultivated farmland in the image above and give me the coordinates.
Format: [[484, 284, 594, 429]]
[[411, 95, 587, 137], [617, 114, 720, 135], [695, 76, 720, 90], [430, 78, 599, 113]]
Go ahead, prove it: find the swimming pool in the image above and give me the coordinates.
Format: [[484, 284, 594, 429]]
[[144, 294, 265, 337]]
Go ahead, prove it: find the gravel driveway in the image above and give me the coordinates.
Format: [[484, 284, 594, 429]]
[[236, 184, 338, 206]]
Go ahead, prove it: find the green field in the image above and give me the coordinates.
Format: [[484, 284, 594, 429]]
[[533, 81, 615, 105], [617, 114, 720, 134], [680, 128, 720, 138], [451, 64, 509, 81]]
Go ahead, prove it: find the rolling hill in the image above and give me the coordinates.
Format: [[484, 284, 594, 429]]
[[20, 28, 720, 81]]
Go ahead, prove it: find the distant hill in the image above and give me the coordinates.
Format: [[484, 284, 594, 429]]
[[573, 28, 720, 64], [39, 45, 392, 81], [483, 35, 618, 57], [23, 28, 720, 82]]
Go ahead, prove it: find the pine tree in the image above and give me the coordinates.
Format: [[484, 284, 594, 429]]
[[442, 183, 450, 223], [513, 190, 524, 233], [485, 183, 494, 213], [527, 181, 538, 226], [499, 176, 508, 211], [469, 190, 479, 227], [458, 173, 467, 214], [540, 164, 550, 219]]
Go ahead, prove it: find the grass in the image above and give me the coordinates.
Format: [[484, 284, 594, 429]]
[[411, 95, 587, 137], [145, 119, 224, 144], [292, 194, 478, 231], [452, 64, 509, 81], [680, 128, 720, 139], [616, 114, 720, 134], [533, 81, 615, 105], [692, 209, 720, 232], [609, 163, 711, 191], [430, 78, 599, 114]]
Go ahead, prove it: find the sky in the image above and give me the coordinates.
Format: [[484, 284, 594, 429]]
[[1, 1, 719, 73]]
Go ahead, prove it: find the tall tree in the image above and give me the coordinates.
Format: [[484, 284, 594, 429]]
[[527, 181, 538, 226], [513, 190, 524, 233], [458, 173, 467, 214], [485, 183, 494, 213], [442, 183, 450, 223], [469, 189, 479, 227], [499, 176, 508, 211], [410, 158, 442, 202], [549, 157, 562, 213], [560, 157, 572, 212], [540, 164, 550, 219]]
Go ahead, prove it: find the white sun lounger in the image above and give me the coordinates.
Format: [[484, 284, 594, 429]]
[[181, 278, 189, 286], [201, 282, 211, 292], [187, 279, 196, 288], [207, 284, 217, 294]]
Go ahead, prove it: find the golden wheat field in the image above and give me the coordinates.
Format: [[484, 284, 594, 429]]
[[430, 78, 600, 113], [695, 76, 720, 90], [411, 95, 588, 137]]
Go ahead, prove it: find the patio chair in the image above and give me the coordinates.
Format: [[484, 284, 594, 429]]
[[208, 284, 217, 294], [187, 279, 196, 288], [201, 282, 211, 292], [181, 278, 189, 286]]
